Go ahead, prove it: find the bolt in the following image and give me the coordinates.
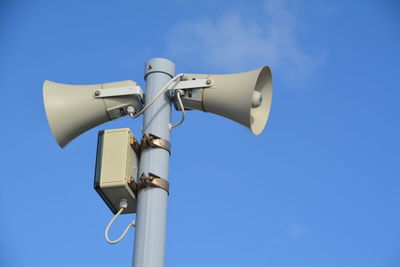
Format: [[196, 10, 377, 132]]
[[206, 79, 212, 85], [94, 90, 100, 96]]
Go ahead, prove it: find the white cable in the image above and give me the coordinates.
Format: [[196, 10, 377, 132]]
[[131, 73, 185, 119], [104, 200, 136, 244], [170, 91, 186, 129]]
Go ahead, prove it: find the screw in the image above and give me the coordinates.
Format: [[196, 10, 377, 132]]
[[206, 79, 212, 85], [94, 90, 100, 96]]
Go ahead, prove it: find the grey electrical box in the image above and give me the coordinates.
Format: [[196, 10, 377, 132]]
[[94, 128, 139, 214]]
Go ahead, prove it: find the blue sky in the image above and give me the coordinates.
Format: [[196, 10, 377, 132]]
[[0, 0, 399, 266]]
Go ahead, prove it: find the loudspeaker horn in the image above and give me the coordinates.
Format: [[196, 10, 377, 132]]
[[43, 80, 142, 148], [178, 66, 272, 135]]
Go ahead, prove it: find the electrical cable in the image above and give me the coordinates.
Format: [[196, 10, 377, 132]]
[[130, 73, 185, 119], [104, 200, 136, 244], [170, 90, 186, 129]]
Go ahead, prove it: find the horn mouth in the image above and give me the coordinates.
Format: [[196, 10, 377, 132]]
[[250, 66, 272, 135], [43, 80, 72, 148]]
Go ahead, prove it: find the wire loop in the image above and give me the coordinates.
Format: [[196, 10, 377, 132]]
[[104, 207, 135, 244], [170, 90, 186, 129], [131, 73, 185, 119]]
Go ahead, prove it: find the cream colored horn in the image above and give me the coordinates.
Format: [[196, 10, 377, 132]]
[[43, 80, 142, 147], [179, 66, 272, 135]]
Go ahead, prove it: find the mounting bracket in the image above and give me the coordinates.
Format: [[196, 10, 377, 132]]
[[94, 85, 144, 103], [167, 78, 213, 90]]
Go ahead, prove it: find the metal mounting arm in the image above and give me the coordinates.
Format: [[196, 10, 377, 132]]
[[94, 85, 144, 103], [167, 78, 213, 90]]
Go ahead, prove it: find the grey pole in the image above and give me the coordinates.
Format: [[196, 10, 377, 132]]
[[133, 58, 175, 267]]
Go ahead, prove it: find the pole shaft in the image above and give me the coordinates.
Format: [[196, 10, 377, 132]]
[[133, 58, 175, 267]]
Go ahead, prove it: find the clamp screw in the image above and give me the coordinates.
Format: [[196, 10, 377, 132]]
[[94, 90, 101, 96], [206, 79, 212, 85]]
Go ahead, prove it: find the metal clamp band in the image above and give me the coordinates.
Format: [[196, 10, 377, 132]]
[[136, 172, 169, 195], [129, 135, 141, 155], [140, 134, 171, 154]]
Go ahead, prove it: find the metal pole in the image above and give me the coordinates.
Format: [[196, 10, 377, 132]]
[[133, 58, 175, 267]]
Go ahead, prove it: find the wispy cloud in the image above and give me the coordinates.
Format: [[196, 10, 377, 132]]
[[283, 222, 308, 240], [166, 0, 324, 80], [271, 222, 308, 247]]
